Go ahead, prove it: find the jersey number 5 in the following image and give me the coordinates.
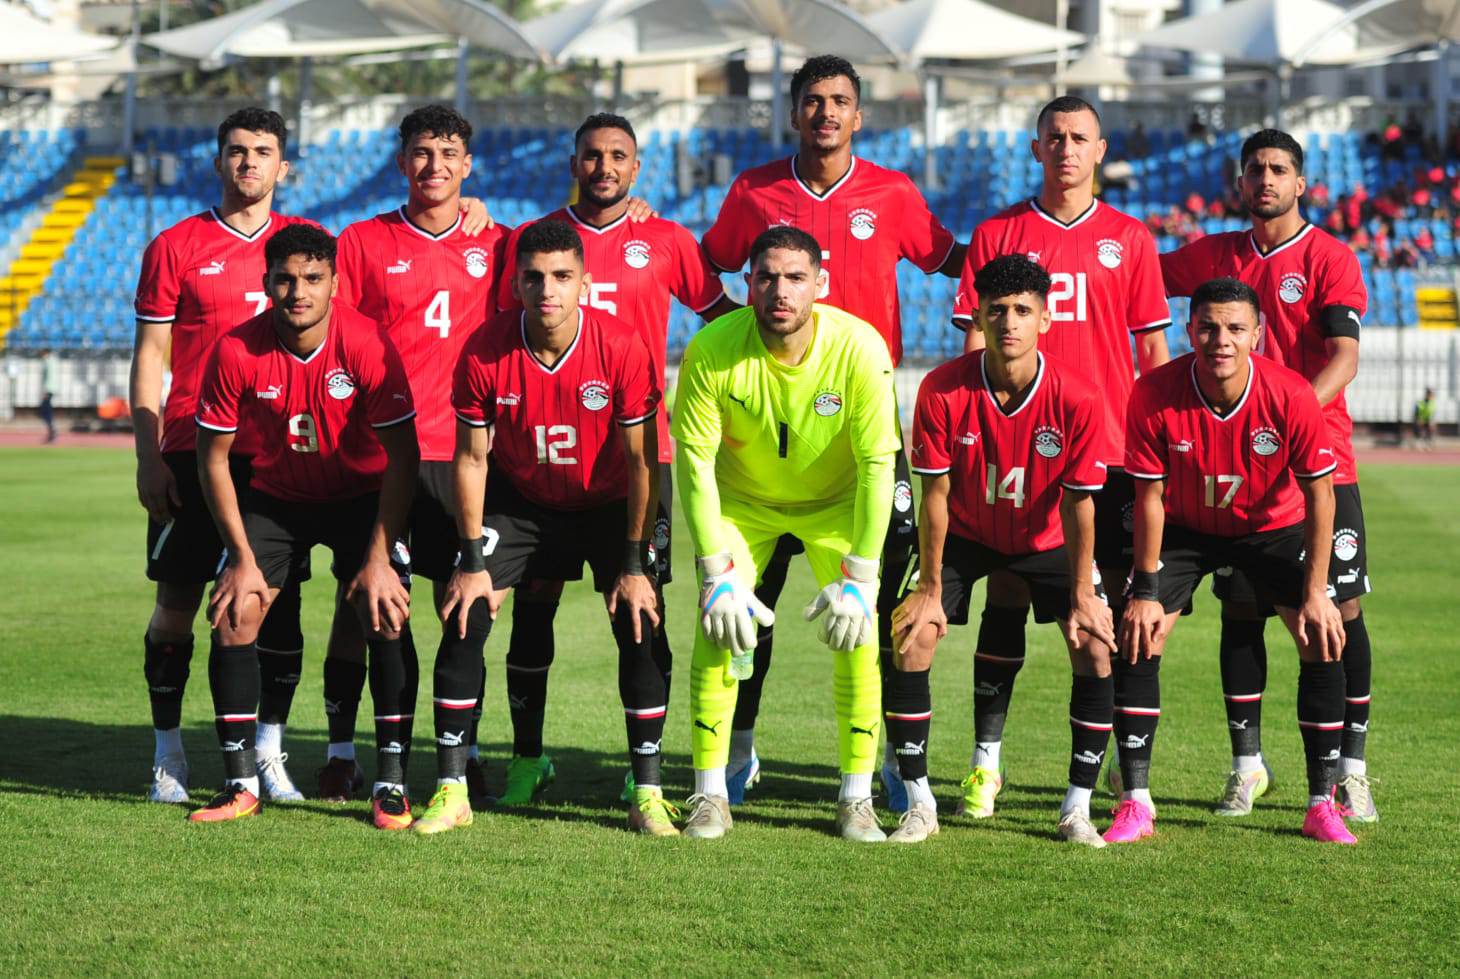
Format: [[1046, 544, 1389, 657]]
[[985, 463, 1026, 508], [288, 413, 319, 454], [534, 424, 577, 465]]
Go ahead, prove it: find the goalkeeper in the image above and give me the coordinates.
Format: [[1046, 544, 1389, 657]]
[[671, 226, 899, 843]]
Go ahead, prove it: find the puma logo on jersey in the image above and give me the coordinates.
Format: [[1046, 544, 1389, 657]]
[[255, 384, 282, 400], [198, 260, 226, 276], [957, 432, 980, 445], [496, 394, 521, 406], [387, 259, 413, 274], [728, 393, 749, 409]]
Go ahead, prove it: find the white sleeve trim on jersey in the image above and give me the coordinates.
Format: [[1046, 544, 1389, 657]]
[[1294, 462, 1338, 479], [135, 313, 176, 324], [691, 287, 727, 314], [195, 419, 237, 433], [920, 236, 958, 275], [454, 410, 489, 428], [372, 409, 417, 430], [1062, 481, 1107, 491], [909, 464, 952, 476], [1131, 317, 1173, 333], [616, 408, 658, 427], [1127, 469, 1166, 481]]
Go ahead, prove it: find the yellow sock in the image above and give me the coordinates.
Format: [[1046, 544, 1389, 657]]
[[834, 639, 881, 774], [690, 636, 738, 770]]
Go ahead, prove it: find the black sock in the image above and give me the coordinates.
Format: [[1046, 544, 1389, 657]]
[[973, 607, 1028, 745], [368, 626, 418, 786], [1298, 659, 1345, 798], [506, 599, 556, 758], [144, 633, 193, 732], [652, 616, 672, 704], [1219, 615, 1267, 758], [255, 579, 304, 726], [885, 669, 932, 782], [468, 655, 485, 753], [323, 657, 366, 747], [1341, 614, 1372, 761], [1069, 673, 1114, 790], [433, 614, 486, 781], [1113, 655, 1161, 791], [616, 607, 668, 788], [208, 639, 259, 783], [732, 550, 790, 731]]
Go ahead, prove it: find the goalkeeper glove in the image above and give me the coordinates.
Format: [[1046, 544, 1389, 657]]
[[697, 552, 774, 656], [803, 554, 879, 652]]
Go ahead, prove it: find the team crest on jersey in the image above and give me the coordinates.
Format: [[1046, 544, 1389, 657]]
[[1033, 425, 1064, 458], [813, 390, 843, 416], [1095, 239, 1123, 269], [463, 247, 490, 279], [849, 208, 878, 241], [1251, 427, 1281, 456], [326, 369, 356, 400], [1333, 528, 1360, 562], [893, 480, 913, 512], [392, 540, 412, 568], [1279, 272, 1307, 304], [623, 239, 652, 270], [579, 380, 610, 411]]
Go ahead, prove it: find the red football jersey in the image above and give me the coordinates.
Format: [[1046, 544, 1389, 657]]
[[1161, 223, 1367, 484], [496, 207, 723, 463], [196, 303, 415, 503], [701, 156, 955, 365], [952, 200, 1172, 466], [1125, 353, 1336, 537], [911, 351, 1106, 554], [452, 308, 659, 509], [336, 207, 509, 463], [135, 208, 320, 454]]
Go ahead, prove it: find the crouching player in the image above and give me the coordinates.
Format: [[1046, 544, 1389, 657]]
[[191, 224, 421, 825], [1114, 277, 1352, 844], [891, 255, 1116, 845], [434, 220, 672, 836], [672, 226, 899, 842]]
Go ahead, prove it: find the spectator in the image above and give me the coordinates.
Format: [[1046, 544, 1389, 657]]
[[1186, 111, 1209, 142], [39, 348, 57, 444], [1413, 387, 1437, 447], [1127, 121, 1150, 159]]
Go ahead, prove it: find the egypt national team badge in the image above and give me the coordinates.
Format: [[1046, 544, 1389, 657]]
[[1033, 425, 1063, 458], [849, 208, 877, 241], [1279, 272, 1307, 304], [326, 369, 355, 400], [1333, 528, 1360, 562], [624, 239, 651, 269], [813, 390, 843, 416], [580, 380, 610, 411], [463, 247, 490, 279], [1251, 427, 1281, 456], [893, 480, 913, 512], [1096, 238, 1123, 269]]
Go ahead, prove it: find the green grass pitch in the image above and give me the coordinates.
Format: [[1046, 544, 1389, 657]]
[[2, 447, 1456, 974]]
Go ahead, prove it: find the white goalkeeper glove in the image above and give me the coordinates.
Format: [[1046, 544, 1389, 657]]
[[697, 552, 774, 656], [803, 554, 879, 652]]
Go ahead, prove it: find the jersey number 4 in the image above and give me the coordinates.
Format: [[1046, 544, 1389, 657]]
[[425, 290, 451, 338], [985, 463, 1026, 508], [534, 424, 577, 465]]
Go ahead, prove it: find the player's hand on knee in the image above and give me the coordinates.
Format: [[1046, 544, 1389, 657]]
[[892, 586, 947, 657], [347, 557, 411, 635], [1120, 599, 1165, 663], [1296, 592, 1346, 662], [210, 560, 271, 632], [441, 569, 495, 639], [607, 572, 661, 643], [697, 552, 772, 652], [136, 455, 180, 524], [803, 555, 878, 653], [1067, 587, 1116, 649]]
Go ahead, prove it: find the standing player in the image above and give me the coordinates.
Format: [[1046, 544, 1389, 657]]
[[323, 104, 508, 804], [1116, 277, 1352, 845], [673, 227, 899, 841], [891, 256, 1115, 846], [699, 55, 964, 802], [190, 225, 420, 825], [489, 113, 736, 805], [1161, 129, 1377, 822], [132, 108, 316, 805], [948, 95, 1171, 818], [430, 220, 671, 836]]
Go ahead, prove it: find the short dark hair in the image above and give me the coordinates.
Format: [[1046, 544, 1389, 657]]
[[217, 107, 288, 156], [1191, 277, 1261, 319], [790, 55, 860, 105], [1240, 128, 1304, 174], [974, 254, 1051, 303], [264, 223, 336, 270], [399, 104, 473, 152], [1036, 95, 1101, 135], [516, 219, 584, 263], [575, 112, 636, 150], [749, 226, 822, 269]]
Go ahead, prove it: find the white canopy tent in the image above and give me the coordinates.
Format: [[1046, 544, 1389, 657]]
[[0, 2, 117, 64]]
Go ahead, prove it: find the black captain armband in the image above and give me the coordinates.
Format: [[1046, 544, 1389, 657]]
[[458, 537, 488, 574], [622, 540, 650, 576], [1320, 305, 1363, 340], [1126, 569, 1161, 603]]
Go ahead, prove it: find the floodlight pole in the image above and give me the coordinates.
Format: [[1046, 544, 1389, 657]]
[[122, 0, 140, 156], [922, 70, 939, 191], [1435, 40, 1451, 151], [770, 37, 784, 148], [455, 37, 470, 115]]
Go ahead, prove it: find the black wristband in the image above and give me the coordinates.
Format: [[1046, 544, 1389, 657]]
[[1126, 569, 1161, 602], [458, 537, 488, 574], [622, 540, 649, 576]]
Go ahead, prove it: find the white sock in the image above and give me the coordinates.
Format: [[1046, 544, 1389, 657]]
[[694, 767, 728, 798], [1063, 784, 1093, 815], [230, 776, 261, 796], [1121, 788, 1154, 809], [728, 729, 755, 769], [371, 781, 405, 795], [1233, 753, 1263, 774], [154, 727, 184, 759], [1309, 793, 1331, 808], [906, 776, 936, 810], [255, 722, 285, 758], [839, 772, 872, 801], [438, 776, 467, 786], [1339, 756, 1366, 777], [973, 741, 1001, 771], [327, 742, 355, 762], [467, 744, 479, 761]]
